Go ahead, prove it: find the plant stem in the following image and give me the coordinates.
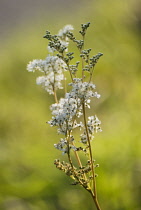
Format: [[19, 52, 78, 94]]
[[89, 190, 101, 210], [81, 35, 85, 82], [66, 130, 74, 170], [67, 63, 73, 82], [53, 88, 58, 104], [89, 66, 94, 83], [72, 141, 83, 168], [82, 102, 101, 210]]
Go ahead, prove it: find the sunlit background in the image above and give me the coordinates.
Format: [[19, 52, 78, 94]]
[[0, 0, 141, 209]]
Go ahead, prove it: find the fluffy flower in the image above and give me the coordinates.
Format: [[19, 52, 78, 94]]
[[80, 116, 102, 144], [27, 56, 67, 94], [87, 115, 102, 134], [48, 97, 79, 134], [54, 138, 77, 154], [48, 95, 85, 134], [80, 132, 88, 144], [68, 78, 100, 108], [48, 78, 101, 133], [27, 59, 44, 72]]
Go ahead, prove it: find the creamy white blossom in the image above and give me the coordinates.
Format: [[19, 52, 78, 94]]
[[48, 97, 81, 134], [48, 77, 101, 133], [27, 56, 67, 94], [67, 79, 100, 108], [87, 115, 102, 134], [27, 59, 44, 72], [54, 137, 77, 154], [80, 116, 102, 144], [80, 132, 88, 144]]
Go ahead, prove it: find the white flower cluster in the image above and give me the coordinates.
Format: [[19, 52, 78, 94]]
[[27, 59, 44, 72], [68, 78, 100, 108], [87, 115, 102, 134], [54, 137, 77, 154], [80, 116, 102, 144], [48, 78, 100, 136], [48, 97, 83, 134], [27, 56, 67, 94]]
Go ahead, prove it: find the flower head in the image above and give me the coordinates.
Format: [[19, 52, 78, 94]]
[[87, 115, 102, 134], [27, 56, 67, 94], [27, 59, 44, 72]]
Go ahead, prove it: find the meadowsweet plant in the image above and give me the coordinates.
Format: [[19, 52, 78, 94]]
[[27, 23, 103, 210]]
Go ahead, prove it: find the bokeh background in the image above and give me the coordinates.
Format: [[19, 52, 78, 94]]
[[1, 0, 141, 209]]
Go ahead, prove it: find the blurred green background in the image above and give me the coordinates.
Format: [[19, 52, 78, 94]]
[[0, 0, 141, 209]]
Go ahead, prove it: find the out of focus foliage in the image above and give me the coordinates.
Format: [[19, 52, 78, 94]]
[[0, 0, 141, 209]]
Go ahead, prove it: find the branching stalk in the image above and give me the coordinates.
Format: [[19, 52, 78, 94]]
[[27, 22, 103, 210]]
